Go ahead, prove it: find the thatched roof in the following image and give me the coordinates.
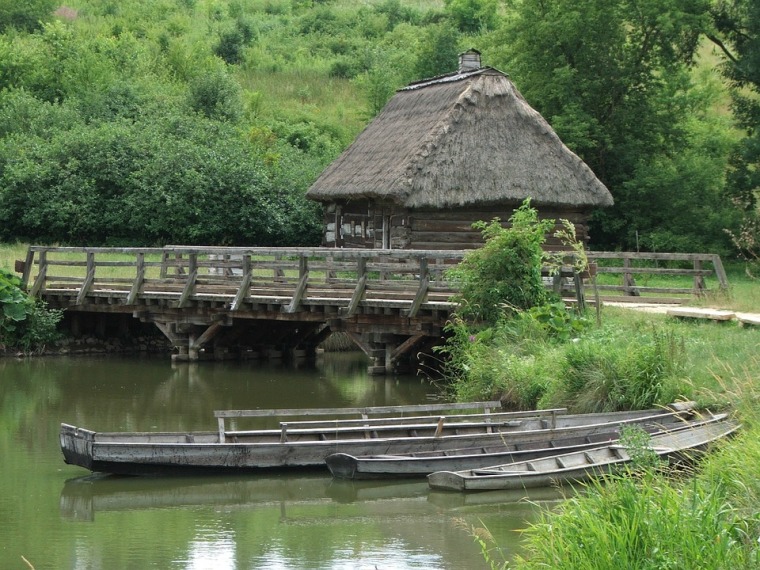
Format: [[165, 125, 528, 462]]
[[307, 67, 613, 209]]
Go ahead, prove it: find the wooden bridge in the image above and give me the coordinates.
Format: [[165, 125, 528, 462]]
[[18, 246, 728, 374]]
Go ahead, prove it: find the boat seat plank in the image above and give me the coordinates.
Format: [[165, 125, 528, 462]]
[[214, 401, 505, 419], [224, 420, 524, 439]]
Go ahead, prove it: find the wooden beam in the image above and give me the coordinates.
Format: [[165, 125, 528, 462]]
[[341, 257, 367, 317], [405, 258, 429, 318], [29, 250, 47, 296], [285, 256, 309, 313], [189, 322, 224, 351], [177, 254, 198, 308], [20, 248, 34, 289], [391, 334, 426, 361], [345, 331, 372, 357], [126, 252, 145, 305], [72, 252, 96, 304], [230, 255, 252, 311]]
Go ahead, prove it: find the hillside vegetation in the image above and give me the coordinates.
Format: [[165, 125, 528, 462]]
[[0, 0, 757, 260]]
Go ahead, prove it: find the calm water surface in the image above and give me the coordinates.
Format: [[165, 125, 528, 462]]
[[0, 353, 564, 569]]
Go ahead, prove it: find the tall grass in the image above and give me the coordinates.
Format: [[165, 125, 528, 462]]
[[511, 365, 760, 569]]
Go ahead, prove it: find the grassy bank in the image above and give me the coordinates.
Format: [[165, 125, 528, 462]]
[[508, 377, 760, 570]]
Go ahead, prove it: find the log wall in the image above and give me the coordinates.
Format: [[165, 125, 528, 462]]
[[320, 200, 591, 250]]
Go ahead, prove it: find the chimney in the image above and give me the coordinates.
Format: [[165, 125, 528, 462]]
[[458, 49, 481, 73]]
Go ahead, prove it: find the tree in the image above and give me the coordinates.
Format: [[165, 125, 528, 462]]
[[494, 0, 736, 251], [0, 0, 55, 33], [708, 0, 760, 266], [414, 23, 461, 79]]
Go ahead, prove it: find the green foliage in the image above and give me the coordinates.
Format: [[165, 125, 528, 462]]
[[0, 0, 55, 33], [511, 301, 591, 343], [618, 425, 660, 470], [0, 109, 321, 246], [515, 468, 755, 569], [0, 0, 752, 257], [544, 325, 687, 412], [449, 200, 555, 324], [414, 23, 460, 79], [186, 65, 243, 121], [444, 0, 497, 33], [0, 268, 61, 353], [710, 0, 760, 264], [438, 302, 590, 407], [494, 0, 739, 253]]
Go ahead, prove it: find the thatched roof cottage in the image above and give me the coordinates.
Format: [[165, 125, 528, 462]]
[[307, 50, 613, 249]]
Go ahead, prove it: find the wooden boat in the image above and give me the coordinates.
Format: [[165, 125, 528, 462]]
[[60, 400, 696, 476], [427, 415, 739, 492], [325, 410, 716, 479]]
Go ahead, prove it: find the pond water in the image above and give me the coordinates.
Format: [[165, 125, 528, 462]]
[[0, 353, 564, 569]]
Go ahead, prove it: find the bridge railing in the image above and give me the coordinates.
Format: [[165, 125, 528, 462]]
[[20, 246, 725, 312], [20, 246, 470, 315]]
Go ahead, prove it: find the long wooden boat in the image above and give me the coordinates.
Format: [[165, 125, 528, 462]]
[[427, 415, 739, 492], [325, 410, 717, 479], [60, 401, 696, 476]]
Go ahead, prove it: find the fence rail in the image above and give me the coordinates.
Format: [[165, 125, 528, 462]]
[[585, 251, 729, 303], [19, 246, 727, 313]]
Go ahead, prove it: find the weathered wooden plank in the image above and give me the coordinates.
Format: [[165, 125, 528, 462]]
[[285, 257, 309, 314], [126, 253, 145, 305], [594, 285, 694, 295], [666, 308, 736, 321], [214, 401, 503, 419], [410, 231, 482, 244], [595, 267, 714, 276], [177, 270, 198, 308]]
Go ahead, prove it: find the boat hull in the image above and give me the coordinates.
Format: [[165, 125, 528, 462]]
[[427, 417, 739, 492], [325, 413, 694, 479], [60, 407, 697, 476]]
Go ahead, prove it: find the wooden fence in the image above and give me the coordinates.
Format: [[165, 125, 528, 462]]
[[585, 251, 729, 304], [18, 247, 727, 313]]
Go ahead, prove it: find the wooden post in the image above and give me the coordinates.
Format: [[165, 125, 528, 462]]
[[127, 252, 145, 305], [285, 255, 309, 313], [407, 257, 429, 318], [694, 259, 706, 296], [21, 248, 34, 290], [342, 257, 367, 317], [29, 250, 47, 296], [178, 253, 198, 308], [711, 254, 729, 291], [623, 257, 639, 296], [76, 251, 96, 305], [230, 255, 252, 311]]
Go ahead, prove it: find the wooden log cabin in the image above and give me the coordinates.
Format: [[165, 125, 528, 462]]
[[306, 50, 613, 250]]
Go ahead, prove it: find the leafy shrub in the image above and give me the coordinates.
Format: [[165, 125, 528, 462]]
[[506, 301, 591, 343], [186, 66, 242, 121], [449, 200, 555, 325], [437, 315, 563, 408], [0, 268, 62, 353], [0, 0, 56, 33]]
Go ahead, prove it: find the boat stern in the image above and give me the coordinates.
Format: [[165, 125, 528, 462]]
[[325, 453, 358, 479], [60, 423, 96, 471], [427, 471, 466, 491]]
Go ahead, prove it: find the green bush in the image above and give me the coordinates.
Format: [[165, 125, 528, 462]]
[[449, 200, 555, 325], [0, 268, 61, 353]]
